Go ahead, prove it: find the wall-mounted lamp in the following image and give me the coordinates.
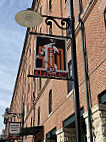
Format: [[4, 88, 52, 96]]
[[15, 9, 43, 27]]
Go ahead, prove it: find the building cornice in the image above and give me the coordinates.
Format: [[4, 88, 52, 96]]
[[83, 104, 106, 118]]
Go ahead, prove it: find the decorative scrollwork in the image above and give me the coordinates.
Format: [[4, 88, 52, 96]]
[[17, 114, 23, 119], [45, 16, 70, 30], [11, 113, 23, 119]]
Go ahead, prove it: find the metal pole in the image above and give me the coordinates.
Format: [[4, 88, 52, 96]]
[[22, 103, 24, 142], [68, 0, 82, 142], [78, 0, 93, 141]]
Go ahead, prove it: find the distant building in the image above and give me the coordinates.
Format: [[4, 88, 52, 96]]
[[4, 0, 106, 142], [0, 129, 5, 140]]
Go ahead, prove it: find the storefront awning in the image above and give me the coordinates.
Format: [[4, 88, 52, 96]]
[[21, 126, 44, 136]]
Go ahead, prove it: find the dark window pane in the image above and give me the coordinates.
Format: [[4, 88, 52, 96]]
[[31, 117, 33, 127], [40, 6, 42, 14], [40, 27, 42, 33], [65, 0, 67, 3], [49, 89, 52, 114], [49, 0, 52, 11], [39, 78, 41, 90], [104, 8, 106, 27], [66, 23, 71, 37], [49, 22, 52, 35], [67, 60, 73, 93], [38, 107, 40, 125]]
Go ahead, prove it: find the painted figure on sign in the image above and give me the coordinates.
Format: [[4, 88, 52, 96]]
[[36, 39, 59, 72]]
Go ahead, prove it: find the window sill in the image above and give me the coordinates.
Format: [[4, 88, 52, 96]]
[[66, 89, 73, 99], [48, 112, 52, 118]]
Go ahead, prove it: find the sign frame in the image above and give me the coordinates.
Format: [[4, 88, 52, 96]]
[[9, 122, 21, 137], [34, 35, 69, 80]]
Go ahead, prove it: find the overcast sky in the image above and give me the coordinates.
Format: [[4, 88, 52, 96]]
[[0, 0, 32, 135]]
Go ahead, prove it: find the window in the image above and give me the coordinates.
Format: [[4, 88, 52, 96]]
[[67, 60, 73, 93], [31, 117, 33, 127], [49, 0, 52, 12], [38, 107, 40, 125], [65, 0, 67, 3], [49, 22, 52, 35], [40, 6, 42, 14], [33, 91, 35, 102], [104, 8, 106, 27], [98, 90, 106, 104], [46, 127, 57, 141], [27, 103, 29, 113], [28, 65, 30, 74], [66, 26, 70, 37], [27, 83, 30, 94], [29, 48, 31, 57], [40, 26, 42, 33], [49, 89, 52, 114], [39, 78, 42, 90], [35, 27, 37, 32], [66, 23, 71, 37]]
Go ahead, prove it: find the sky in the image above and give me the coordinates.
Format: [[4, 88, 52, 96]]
[[0, 0, 32, 135]]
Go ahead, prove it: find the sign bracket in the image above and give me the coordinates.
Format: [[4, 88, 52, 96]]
[[27, 74, 73, 81]]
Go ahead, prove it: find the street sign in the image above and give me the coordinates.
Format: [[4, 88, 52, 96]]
[[34, 36, 68, 79], [9, 122, 21, 137]]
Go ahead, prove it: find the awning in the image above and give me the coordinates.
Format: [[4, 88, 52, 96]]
[[21, 126, 44, 136]]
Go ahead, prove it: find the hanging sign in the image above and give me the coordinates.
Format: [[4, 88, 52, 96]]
[[9, 122, 21, 137], [34, 36, 68, 79]]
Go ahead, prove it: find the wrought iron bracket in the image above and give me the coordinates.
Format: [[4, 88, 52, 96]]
[[9, 113, 23, 119], [42, 15, 71, 30], [29, 15, 72, 39], [27, 74, 73, 81], [29, 32, 72, 39]]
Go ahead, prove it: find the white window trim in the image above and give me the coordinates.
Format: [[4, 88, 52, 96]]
[[66, 89, 73, 98], [48, 112, 53, 118]]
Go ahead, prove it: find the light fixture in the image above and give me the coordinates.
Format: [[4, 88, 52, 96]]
[[15, 9, 43, 28], [2, 113, 12, 118]]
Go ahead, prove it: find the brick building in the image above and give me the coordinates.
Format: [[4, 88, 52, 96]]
[[4, 0, 106, 142]]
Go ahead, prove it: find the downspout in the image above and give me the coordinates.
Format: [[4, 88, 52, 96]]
[[78, 0, 93, 142]]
